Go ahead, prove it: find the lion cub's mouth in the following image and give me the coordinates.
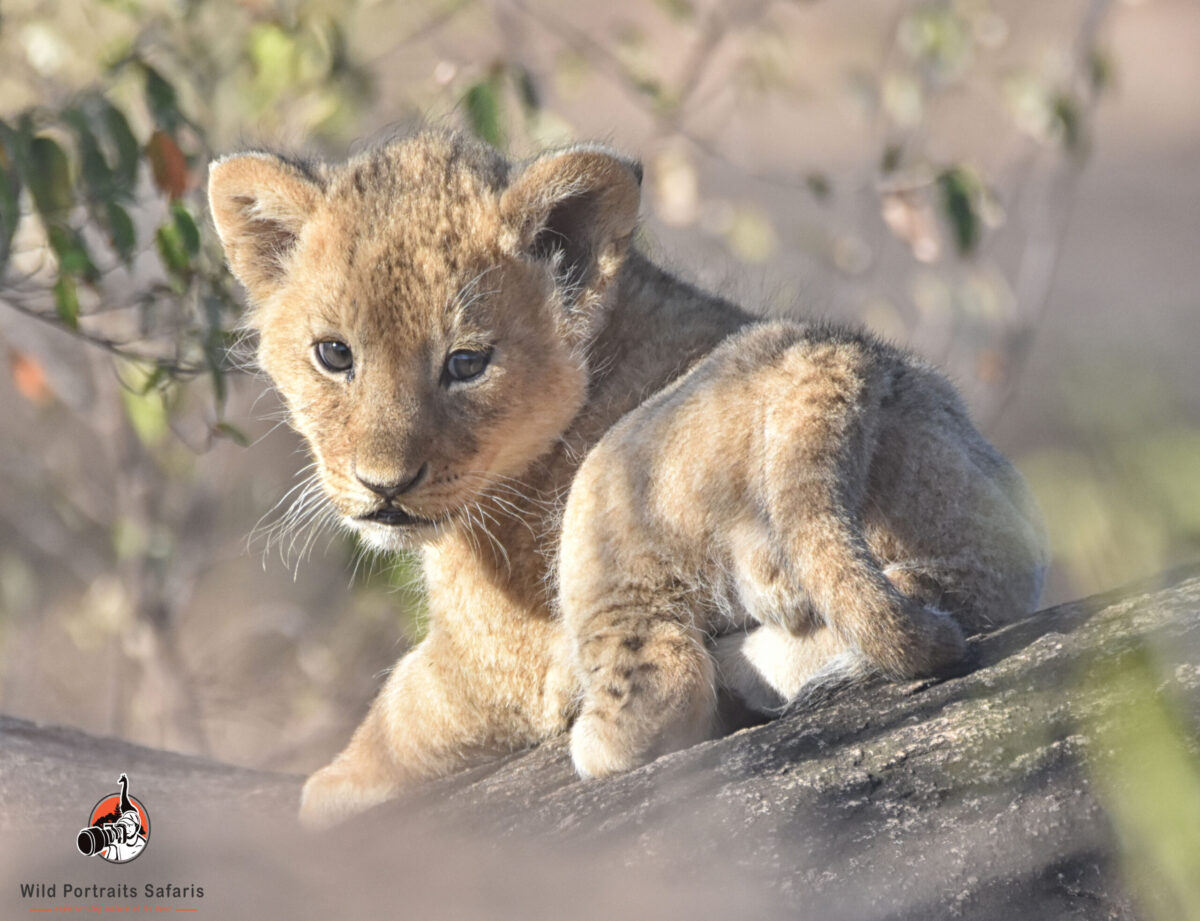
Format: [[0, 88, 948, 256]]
[[357, 507, 438, 528]]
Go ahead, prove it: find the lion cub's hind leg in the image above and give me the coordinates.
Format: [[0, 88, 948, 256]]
[[711, 514, 866, 713], [755, 341, 968, 680]]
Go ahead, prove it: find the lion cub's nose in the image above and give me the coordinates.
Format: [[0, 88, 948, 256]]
[[356, 462, 428, 500]]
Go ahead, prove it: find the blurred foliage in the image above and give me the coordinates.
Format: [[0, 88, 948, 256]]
[[1022, 357, 1200, 919], [0, 0, 381, 761], [0, 0, 374, 424], [0, 0, 1119, 438], [1022, 365, 1200, 599], [1083, 646, 1200, 921], [442, 0, 1117, 433], [1027, 429, 1200, 591]]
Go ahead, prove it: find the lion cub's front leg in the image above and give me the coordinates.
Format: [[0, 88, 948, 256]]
[[299, 640, 458, 827], [300, 549, 578, 826]]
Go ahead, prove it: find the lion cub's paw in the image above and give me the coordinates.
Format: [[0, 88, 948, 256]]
[[569, 712, 645, 780], [569, 698, 716, 780], [299, 762, 397, 829]]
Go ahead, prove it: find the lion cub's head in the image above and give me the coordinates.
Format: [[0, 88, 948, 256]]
[[208, 132, 641, 551]]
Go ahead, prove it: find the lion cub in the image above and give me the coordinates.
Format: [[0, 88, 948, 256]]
[[558, 320, 1046, 778], [207, 130, 1045, 824]]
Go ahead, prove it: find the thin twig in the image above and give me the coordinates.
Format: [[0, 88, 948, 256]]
[[983, 0, 1113, 429], [0, 293, 208, 377]]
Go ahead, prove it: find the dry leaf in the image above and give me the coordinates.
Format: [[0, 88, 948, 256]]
[[10, 350, 53, 405], [147, 130, 189, 200]]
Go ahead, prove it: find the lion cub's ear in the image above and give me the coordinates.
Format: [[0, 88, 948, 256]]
[[207, 153, 322, 302], [500, 146, 642, 316]]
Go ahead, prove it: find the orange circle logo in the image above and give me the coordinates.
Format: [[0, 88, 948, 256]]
[[76, 774, 150, 864]]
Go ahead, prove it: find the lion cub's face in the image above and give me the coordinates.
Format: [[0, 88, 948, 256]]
[[209, 134, 641, 551]]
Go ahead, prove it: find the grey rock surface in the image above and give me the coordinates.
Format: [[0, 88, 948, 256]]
[[3, 566, 1199, 920]]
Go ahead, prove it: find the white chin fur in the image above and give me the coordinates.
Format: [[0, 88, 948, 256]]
[[351, 519, 431, 553]]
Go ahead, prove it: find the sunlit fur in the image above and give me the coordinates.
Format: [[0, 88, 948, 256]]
[[558, 321, 1047, 777], [208, 131, 1046, 826]]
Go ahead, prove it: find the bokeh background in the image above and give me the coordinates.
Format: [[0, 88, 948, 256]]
[[0, 0, 1197, 906]]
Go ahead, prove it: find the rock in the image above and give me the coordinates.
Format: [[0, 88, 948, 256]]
[[3, 567, 1199, 920]]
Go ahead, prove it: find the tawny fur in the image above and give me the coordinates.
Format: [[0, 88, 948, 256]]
[[207, 131, 1047, 826], [558, 321, 1046, 777]]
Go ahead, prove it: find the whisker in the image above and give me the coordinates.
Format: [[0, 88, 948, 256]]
[[473, 500, 512, 572]]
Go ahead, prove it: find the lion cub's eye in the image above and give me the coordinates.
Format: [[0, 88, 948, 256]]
[[445, 348, 491, 383], [315, 340, 353, 374]]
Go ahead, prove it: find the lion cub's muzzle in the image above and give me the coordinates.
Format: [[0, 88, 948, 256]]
[[350, 462, 442, 528]]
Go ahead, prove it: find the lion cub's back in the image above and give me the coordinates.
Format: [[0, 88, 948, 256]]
[[559, 320, 1046, 629], [560, 321, 887, 599]]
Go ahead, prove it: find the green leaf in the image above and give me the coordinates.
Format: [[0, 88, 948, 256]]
[[99, 101, 140, 189], [937, 166, 981, 257], [898, 6, 970, 78], [47, 224, 99, 281], [66, 109, 114, 200], [28, 135, 73, 218], [0, 130, 22, 269], [143, 65, 181, 133], [463, 78, 503, 148], [132, 363, 166, 396], [155, 220, 190, 284], [0, 172, 18, 267], [170, 200, 200, 256], [1052, 93, 1084, 153], [120, 377, 169, 445], [653, 0, 694, 21], [200, 293, 229, 406], [249, 23, 299, 98], [213, 421, 250, 447], [0, 118, 32, 186], [105, 200, 136, 263], [514, 65, 540, 113], [634, 77, 665, 105], [1087, 48, 1116, 97], [53, 276, 80, 329], [880, 143, 903, 175], [204, 337, 227, 405]]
